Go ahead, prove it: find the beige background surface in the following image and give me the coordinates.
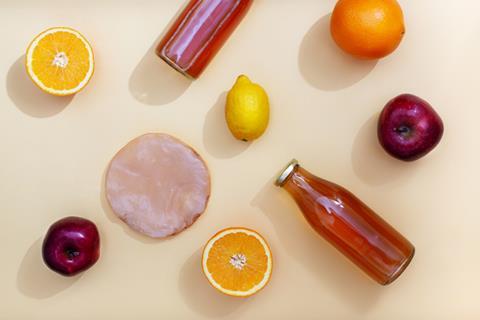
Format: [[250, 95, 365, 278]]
[[0, 0, 478, 319]]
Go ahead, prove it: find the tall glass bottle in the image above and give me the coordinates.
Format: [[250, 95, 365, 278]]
[[156, 0, 253, 79], [275, 160, 415, 285]]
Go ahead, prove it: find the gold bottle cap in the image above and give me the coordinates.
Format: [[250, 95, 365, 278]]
[[275, 159, 299, 187]]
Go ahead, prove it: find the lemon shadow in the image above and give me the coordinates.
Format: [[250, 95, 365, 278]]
[[251, 178, 382, 314], [202, 92, 251, 159], [6, 55, 73, 117], [16, 238, 82, 299], [178, 249, 246, 317], [351, 113, 415, 186], [298, 14, 377, 91]]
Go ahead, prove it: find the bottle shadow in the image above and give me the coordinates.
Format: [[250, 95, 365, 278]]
[[99, 164, 161, 244], [128, 35, 192, 106], [16, 237, 82, 299], [202, 92, 251, 159], [298, 14, 377, 91], [351, 113, 414, 186], [251, 178, 382, 314], [6, 55, 73, 117], [178, 248, 246, 317]]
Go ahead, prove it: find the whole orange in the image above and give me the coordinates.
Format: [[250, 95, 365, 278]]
[[330, 0, 405, 59]]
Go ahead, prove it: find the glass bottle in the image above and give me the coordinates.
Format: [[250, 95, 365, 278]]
[[275, 160, 415, 285], [156, 0, 253, 79]]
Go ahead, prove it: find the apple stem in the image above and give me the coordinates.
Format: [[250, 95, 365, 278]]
[[66, 248, 80, 260], [395, 125, 412, 138]]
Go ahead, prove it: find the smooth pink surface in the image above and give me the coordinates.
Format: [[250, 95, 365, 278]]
[[106, 133, 210, 238]]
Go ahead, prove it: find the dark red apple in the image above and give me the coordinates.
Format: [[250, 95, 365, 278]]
[[42, 216, 100, 276], [378, 94, 444, 161]]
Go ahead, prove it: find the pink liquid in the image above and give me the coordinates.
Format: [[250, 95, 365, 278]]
[[156, 0, 253, 79], [278, 161, 415, 285]]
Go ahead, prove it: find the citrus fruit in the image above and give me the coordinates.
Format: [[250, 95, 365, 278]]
[[330, 0, 405, 60], [225, 75, 270, 142], [26, 27, 94, 96], [202, 227, 273, 297]]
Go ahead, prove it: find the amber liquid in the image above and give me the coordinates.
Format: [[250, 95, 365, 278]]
[[282, 166, 414, 285], [156, 0, 253, 79]]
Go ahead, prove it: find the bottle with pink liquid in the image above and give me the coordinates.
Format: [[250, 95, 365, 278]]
[[275, 159, 415, 285], [156, 0, 253, 79]]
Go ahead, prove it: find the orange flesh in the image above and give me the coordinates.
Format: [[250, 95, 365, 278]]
[[30, 31, 91, 91], [206, 232, 268, 292]]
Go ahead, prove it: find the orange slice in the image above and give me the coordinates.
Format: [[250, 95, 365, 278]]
[[202, 228, 273, 297], [26, 27, 94, 96]]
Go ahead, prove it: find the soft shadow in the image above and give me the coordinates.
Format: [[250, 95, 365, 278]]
[[128, 37, 192, 105], [351, 113, 413, 186], [6, 55, 72, 117], [252, 179, 382, 314], [203, 92, 251, 159], [298, 14, 377, 91], [178, 249, 245, 317], [99, 164, 159, 244], [16, 238, 81, 299]]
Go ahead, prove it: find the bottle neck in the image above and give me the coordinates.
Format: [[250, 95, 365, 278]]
[[278, 164, 325, 201], [282, 166, 311, 197], [275, 159, 299, 187]]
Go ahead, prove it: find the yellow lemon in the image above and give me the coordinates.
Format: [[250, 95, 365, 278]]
[[226, 75, 270, 141]]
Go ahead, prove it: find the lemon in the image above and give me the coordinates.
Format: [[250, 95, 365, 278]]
[[226, 75, 270, 141]]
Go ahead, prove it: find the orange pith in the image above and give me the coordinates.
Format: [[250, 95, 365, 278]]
[[26, 27, 94, 96], [202, 228, 272, 297]]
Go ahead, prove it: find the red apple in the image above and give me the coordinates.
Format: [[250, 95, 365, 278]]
[[42, 217, 100, 276], [378, 94, 444, 161]]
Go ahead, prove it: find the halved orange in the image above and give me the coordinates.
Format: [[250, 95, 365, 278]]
[[26, 27, 94, 96], [202, 227, 273, 297]]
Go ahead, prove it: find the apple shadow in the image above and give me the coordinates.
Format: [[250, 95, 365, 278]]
[[351, 113, 414, 186], [99, 164, 160, 245], [16, 238, 81, 299], [128, 35, 192, 106], [178, 249, 246, 317], [251, 178, 382, 314], [202, 92, 251, 159], [298, 14, 377, 91], [6, 55, 73, 117]]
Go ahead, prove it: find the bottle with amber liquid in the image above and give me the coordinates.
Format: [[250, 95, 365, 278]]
[[275, 160, 415, 285], [156, 0, 253, 79]]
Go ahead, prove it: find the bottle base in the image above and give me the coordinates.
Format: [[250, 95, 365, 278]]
[[156, 50, 196, 80], [383, 246, 415, 285]]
